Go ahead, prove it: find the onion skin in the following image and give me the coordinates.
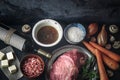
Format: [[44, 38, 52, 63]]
[[87, 23, 98, 38], [97, 25, 107, 46]]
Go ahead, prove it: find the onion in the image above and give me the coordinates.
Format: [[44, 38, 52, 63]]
[[97, 25, 107, 46], [87, 23, 98, 38]]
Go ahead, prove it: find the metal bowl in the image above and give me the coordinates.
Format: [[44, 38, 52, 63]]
[[45, 45, 97, 80]]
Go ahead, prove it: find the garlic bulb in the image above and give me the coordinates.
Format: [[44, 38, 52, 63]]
[[97, 25, 107, 46]]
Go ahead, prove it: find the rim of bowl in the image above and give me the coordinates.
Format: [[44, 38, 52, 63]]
[[32, 19, 63, 47]]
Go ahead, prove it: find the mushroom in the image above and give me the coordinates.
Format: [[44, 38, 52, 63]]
[[110, 35, 115, 42], [109, 25, 119, 34], [22, 24, 31, 33], [113, 41, 120, 49], [107, 69, 114, 77]]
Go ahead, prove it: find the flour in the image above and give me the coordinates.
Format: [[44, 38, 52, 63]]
[[67, 27, 84, 43]]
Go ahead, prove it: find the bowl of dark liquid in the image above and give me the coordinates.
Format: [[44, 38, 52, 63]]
[[32, 19, 63, 47]]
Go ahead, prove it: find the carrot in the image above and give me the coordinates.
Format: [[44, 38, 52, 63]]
[[82, 41, 95, 54], [89, 41, 120, 62], [82, 41, 119, 70], [102, 54, 119, 70], [95, 49, 109, 80]]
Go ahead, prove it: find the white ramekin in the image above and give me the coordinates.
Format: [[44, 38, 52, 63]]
[[32, 19, 63, 47]]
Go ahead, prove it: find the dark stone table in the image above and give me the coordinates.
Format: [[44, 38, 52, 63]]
[[0, 0, 120, 80]]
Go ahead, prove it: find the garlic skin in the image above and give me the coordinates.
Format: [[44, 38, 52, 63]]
[[97, 25, 107, 46]]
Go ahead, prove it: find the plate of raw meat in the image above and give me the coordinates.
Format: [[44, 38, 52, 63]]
[[46, 45, 97, 80]]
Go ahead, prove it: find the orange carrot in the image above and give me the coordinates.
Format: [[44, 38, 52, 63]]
[[82, 41, 95, 54], [95, 49, 109, 80], [89, 41, 120, 62], [102, 54, 119, 70], [82, 41, 119, 70]]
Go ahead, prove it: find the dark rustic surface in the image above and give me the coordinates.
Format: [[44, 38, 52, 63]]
[[0, 0, 120, 24], [0, 0, 120, 80]]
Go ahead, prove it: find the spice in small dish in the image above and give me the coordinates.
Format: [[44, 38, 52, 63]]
[[64, 23, 86, 44]]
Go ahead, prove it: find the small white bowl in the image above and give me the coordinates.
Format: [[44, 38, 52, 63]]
[[32, 19, 63, 47], [64, 23, 86, 44]]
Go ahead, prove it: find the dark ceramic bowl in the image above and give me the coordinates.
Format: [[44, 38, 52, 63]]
[[20, 54, 44, 79]]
